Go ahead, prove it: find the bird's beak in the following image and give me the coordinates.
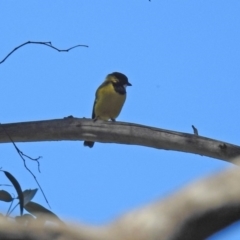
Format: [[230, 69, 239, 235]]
[[127, 82, 132, 86]]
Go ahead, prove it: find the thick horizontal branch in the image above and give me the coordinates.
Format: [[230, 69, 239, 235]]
[[0, 118, 240, 163], [0, 163, 240, 240]]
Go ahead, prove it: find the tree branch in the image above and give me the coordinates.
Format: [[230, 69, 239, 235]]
[[111, 163, 240, 240], [0, 41, 88, 64], [0, 118, 239, 163], [0, 163, 240, 239]]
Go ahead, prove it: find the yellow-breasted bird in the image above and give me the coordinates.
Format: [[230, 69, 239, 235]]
[[84, 72, 132, 148]]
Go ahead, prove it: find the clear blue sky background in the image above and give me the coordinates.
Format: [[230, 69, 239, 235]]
[[1, 1, 240, 239]]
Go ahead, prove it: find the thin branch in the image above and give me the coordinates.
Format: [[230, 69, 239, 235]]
[[0, 124, 50, 208], [192, 125, 199, 135], [0, 41, 88, 64], [0, 118, 239, 163]]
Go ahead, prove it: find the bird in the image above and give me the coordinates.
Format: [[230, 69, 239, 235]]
[[84, 72, 132, 148]]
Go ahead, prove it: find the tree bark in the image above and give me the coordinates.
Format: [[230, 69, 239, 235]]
[[0, 118, 239, 163]]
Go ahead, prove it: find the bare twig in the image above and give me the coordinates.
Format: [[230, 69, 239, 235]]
[[192, 125, 199, 135], [0, 41, 88, 64], [0, 124, 50, 208]]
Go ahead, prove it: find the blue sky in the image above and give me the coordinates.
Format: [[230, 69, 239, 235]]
[[1, 1, 240, 239]]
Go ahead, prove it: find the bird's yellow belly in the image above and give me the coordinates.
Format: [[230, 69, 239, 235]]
[[94, 89, 126, 120]]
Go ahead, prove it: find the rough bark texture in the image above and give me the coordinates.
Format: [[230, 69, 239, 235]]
[[0, 118, 240, 163]]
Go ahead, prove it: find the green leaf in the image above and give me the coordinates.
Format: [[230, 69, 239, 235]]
[[3, 171, 23, 215], [24, 201, 64, 225], [22, 189, 38, 206], [0, 190, 12, 202]]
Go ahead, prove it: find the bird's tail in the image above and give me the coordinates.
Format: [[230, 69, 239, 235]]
[[84, 141, 95, 148]]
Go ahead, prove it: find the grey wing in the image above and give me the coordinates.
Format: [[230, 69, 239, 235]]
[[91, 99, 96, 119]]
